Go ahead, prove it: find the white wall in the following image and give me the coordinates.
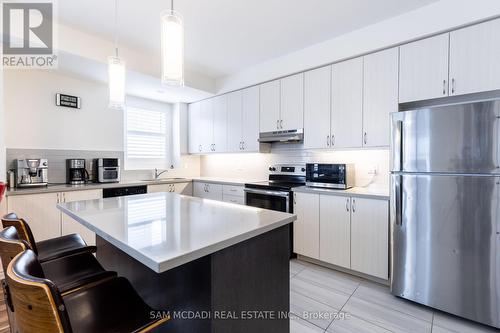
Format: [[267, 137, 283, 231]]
[[5, 70, 123, 151], [216, 0, 500, 93]]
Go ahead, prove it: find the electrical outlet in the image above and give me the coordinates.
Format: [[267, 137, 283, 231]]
[[368, 165, 378, 175]]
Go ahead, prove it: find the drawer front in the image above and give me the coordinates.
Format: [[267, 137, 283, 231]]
[[222, 185, 244, 197], [222, 194, 245, 205]]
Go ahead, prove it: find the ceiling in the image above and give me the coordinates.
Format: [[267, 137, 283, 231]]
[[59, 0, 439, 79]]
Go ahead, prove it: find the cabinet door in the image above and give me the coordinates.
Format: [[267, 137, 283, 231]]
[[173, 182, 192, 195], [7, 193, 61, 242], [61, 190, 102, 246], [199, 99, 214, 153], [227, 90, 243, 152], [304, 66, 331, 149], [147, 184, 172, 193], [212, 95, 227, 153], [450, 18, 500, 96], [193, 182, 208, 198], [222, 194, 244, 205], [204, 183, 223, 201], [280, 73, 304, 131], [350, 197, 389, 279], [399, 34, 450, 103], [259, 80, 280, 133], [188, 102, 202, 153], [293, 192, 319, 259], [363, 48, 399, 147], [241, 86, 260, 152], [319, 195, 351, 268], [331, 57, 363, 148]]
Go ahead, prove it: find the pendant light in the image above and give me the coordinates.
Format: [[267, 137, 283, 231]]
[[161, 0, 184, 86], [108, 0, 126, 110]]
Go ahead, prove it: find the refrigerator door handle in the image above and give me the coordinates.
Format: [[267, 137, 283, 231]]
[[392, 120, 403, 171], [395, 175, 403, 226]]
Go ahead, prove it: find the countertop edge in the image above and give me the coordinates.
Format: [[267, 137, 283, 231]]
[[293, 186, 389, 200]]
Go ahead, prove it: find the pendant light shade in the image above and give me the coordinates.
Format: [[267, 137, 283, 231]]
[[108, 0, 126, 110], [108, 56, 126, 110], [161, 9, 184, 86]]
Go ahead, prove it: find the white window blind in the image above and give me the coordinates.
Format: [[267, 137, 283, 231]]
[[125, 105, 169, 169]]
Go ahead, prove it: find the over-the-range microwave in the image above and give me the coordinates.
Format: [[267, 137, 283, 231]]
[[305, 163, 355, 189]]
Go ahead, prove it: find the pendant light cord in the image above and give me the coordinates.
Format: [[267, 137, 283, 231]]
[[171, 0, 174, 13], [114, 0, 119, 57]]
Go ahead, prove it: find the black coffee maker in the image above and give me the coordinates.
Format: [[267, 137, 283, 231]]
[[66, 159, 89, 185]]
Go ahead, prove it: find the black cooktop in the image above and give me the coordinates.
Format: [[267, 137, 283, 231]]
[[245, 180, 305, 192]]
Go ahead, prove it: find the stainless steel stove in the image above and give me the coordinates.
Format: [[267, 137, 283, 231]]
[[244, 163, 306, 213]]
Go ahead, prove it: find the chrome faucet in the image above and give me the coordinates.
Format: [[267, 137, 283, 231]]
[[154, 168, 168, 180]]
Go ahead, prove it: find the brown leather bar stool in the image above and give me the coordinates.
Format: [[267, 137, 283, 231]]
[[2, 213, 95, 262], [0, 226, 116, 294], [7, 250, 170, 333]]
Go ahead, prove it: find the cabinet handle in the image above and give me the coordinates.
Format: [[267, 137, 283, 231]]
[[276, 120, 279, 129], [364, 132, 367, 145], [346, 198, 350, 212], [442, 80, 446, 95], [293, 193, 296, 205], [331, 134, 335, 147], [352, 198, 356, 213], [242, 142, 245, 150], [239, 142, 242, 150], [280, 119, 283, 129], [56, 193, 59, 203], [451, 78, 455, 94], [199, 145, 202, 152], [213, 144, 216, 152], [326, 135, 330, 147]]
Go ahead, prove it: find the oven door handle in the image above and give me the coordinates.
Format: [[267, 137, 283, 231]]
[[243, 188, 290, 198]]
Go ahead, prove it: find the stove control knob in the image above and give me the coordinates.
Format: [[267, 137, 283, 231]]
[[269, 167, 276, 172], [301, 167, 306, 172]]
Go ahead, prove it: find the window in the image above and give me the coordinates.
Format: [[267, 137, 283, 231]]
[[125, 103, 169, 170]]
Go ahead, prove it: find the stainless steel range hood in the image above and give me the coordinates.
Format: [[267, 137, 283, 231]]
[[258, 129, 304, 143]]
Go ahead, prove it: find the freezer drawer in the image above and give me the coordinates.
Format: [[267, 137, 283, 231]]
[[391, 101, 500, 174], [391, 174, 500, 328]]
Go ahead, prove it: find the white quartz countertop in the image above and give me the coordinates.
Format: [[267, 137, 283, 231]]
[[192, 177, 266, 186], [293, 186, 389, 200], [57, 192, 296, 273]]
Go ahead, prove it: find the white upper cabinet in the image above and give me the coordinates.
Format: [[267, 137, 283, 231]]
[[227, 90, 243, 152], [304, 66, 331, 149], [331, 57, 363, 148], [199, 99, 214, 153], [260, 80, 281, 133], [280, 73, 304, 131], [363, 48, 399, 147], [212, 95, 227, 153], [399, 33, 450, 103], [449, 18, 500, 96], [188, 102, 203, 153], [241, 86, 260, 152]]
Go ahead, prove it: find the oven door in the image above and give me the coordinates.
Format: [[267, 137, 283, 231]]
[[244, 188, 290, 213]]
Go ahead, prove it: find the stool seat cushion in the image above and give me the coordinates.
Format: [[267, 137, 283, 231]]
[[41, 252, 116, 293], [36, 233, 96, 262], [63, 277, 162, 333]]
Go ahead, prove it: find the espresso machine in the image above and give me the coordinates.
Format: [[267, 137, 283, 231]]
[[66, 159, 89, 185], [15, 159, 48, 188]]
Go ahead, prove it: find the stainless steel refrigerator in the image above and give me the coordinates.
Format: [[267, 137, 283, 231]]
[[390, 100, 500, 329]]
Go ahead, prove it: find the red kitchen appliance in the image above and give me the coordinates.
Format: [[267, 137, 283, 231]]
[[0, 182, 6, 203]]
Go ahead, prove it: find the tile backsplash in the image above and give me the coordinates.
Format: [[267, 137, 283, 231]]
[[6, 148, 200, 184], [200, 147, 390, 189]]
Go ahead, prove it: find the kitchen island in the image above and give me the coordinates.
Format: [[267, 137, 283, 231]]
[[57, 192, 295, 333]]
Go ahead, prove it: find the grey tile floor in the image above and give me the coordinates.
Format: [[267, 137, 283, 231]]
[[290, 260, 499, 333]]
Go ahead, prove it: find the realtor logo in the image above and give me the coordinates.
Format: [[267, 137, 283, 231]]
[[2, 1, 57, 68]]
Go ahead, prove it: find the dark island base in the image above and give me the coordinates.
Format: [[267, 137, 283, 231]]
[[96, 224, 291, 333]]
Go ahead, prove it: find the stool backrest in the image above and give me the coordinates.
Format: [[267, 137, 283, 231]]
[[1, 213, 38, 254], [6, 250, 72, 333], [0, 226, 31, 272]]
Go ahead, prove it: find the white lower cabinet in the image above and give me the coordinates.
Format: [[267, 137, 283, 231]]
[[61, 190, 102, 246], [222, 194, 244, 205], [350, 197, 389, 279], [293, 192, 320, 259], [193, 182, 223, 201], [294, 191, 389, 280], [148, 182, 193, 195], [319, 195, 351, 268], [7, 192, 61, 242]]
